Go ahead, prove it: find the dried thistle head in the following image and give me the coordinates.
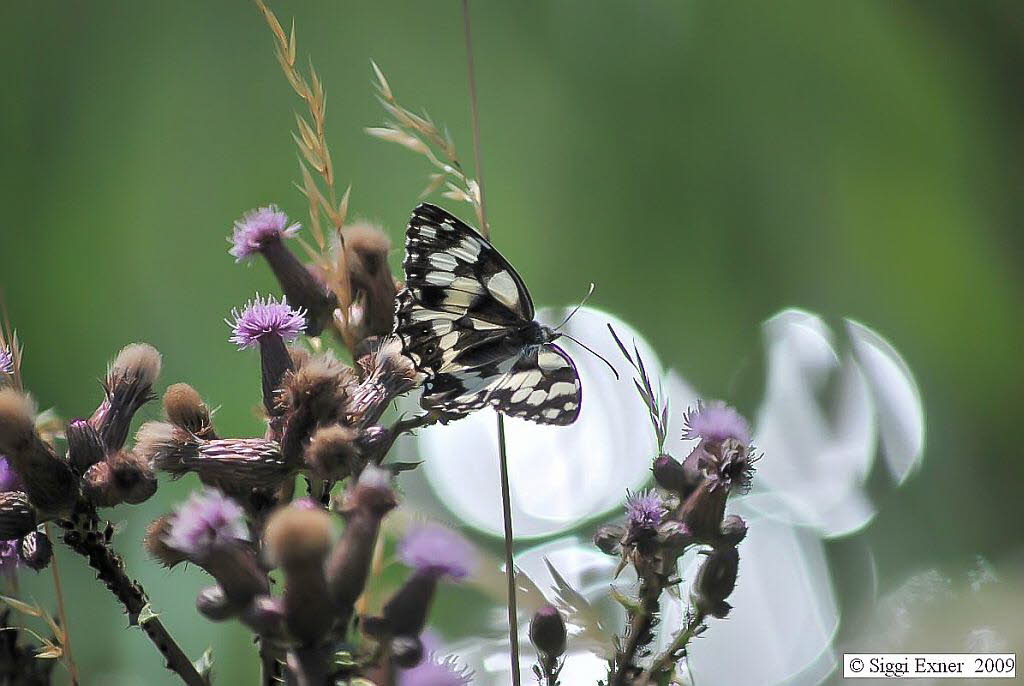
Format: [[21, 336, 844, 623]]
[[0, 389, 77, 515], [163, 383, 215, 438], [65, 419, 106, 475], [90, 342, 162, 453], [85, 450, 157, 507], [263, 504, 335, 569], [304, 424, 361, 481], [340, 221, 397, 342]]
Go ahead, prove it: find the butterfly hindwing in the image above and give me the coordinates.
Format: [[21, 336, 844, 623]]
[[486, 344, 582, 425]]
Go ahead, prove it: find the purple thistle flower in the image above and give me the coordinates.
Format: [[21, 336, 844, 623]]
[[164, 489, 249, 557], [682, 401, 751, 446], [0, 456, 22, 493], [398, 523, 476, 581], [228, 294, 306, 349], [625, 489, 665, 532], [399, 654, 473, 686], [0, 347, 12, 375], [0, 539, 19, 577], [229, 205, 300, 261]]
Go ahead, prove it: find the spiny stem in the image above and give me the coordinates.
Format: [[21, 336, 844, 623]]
[[44, 523, 79, 685], [637, 609, 706, 685], [460, 2, 521, 684]]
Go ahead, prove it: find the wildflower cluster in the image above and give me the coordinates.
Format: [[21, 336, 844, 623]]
[[592, 329, 759, 685]]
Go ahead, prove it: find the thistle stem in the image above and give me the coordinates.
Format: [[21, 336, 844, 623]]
[[461, 1, 521, 682], [637, 608, 706, 685], [59, 506, 204, 686]]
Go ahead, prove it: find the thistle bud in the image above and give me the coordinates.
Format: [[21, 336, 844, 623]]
[[304, 424, 360, 481], [107, 450, 157, 505], [90, 343, 162, 452], [529, 604, 567, 659], [325, 467, 396, 617], [196, 585, 236, 621], [347, 336, 418, 426], [718, 514, 748, 548], [0, 390, 77, 516], [694, 547, 739, 619], [243, 594, 285, 636], [65, 420, 106, 475], [163, 384, 215, 438], [279, 354, 356, 464], [677, 479, 728, 544], [17, 530, 52, 571], [263, 505, 335, 645], [137, 422, 292, 491], [229, 206, 337, 336], [652, 453, 697, 495], [657, 520, 693, 553], [341, 222, 398, 342], [593, 524, 625, 557], [0, 491, 36, 539]]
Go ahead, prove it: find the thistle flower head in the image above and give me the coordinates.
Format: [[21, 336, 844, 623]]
[[229, 205, 300, 261], [682, 401, 751, 446], [398, 654, 473, 686], [228, 295, 306, 349], [625, 489, 665, 533], [0, 347, 12, 375], [0, 457, 21, 493], [398, 523, 476, 581], [165, 489, 249, 557]]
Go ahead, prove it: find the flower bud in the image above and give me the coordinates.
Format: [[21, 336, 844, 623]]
[[652, 454, 693, 494], [529, 604, 567, 659], [0, 390, 77, 516], [90, 343, 162, 452], [657, 520, 693, 553], [718, 514, 747, 548], [342, 222, 398, 342], [347, 336, 417, 427], [0, 491, 36, 539], [325, 467, 396, 619], [593, 524, 624, 557], [65, 419, 106, 475], [694, 547, 739, 619], [196, 585, 236, 621], [138, 422, 292, 491], [18, 530, 52, 571], [263, 505, 335, 645], [279, 355, 356, 463], [243, 594, 285, 636], [304, 424, 360, 481], [163, 383, 215, 438]]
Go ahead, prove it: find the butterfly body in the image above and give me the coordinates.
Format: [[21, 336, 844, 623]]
[[394, 203, 582, 425]]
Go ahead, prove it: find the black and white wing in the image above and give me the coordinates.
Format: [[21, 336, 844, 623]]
[[485, 344, 582, 425], [395, 203, 581, 425]]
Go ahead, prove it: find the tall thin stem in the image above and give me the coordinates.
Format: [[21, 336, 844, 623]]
[[44, 523, 79, 685], [460, 2, 521, 684]]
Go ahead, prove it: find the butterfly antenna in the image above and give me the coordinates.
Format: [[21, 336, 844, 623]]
[[552, 282, 596, 333], [561, 333, 620, 380]]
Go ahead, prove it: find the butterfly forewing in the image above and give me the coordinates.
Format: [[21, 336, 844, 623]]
[[395, 203, 582, 426]]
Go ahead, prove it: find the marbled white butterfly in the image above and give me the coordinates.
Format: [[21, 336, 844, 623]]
[[394, 203, 582, 425]]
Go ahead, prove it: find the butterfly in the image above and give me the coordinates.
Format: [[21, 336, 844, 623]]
[[393, 203, 582, 425]]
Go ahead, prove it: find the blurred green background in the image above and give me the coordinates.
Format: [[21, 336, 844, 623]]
[[1, 1, 1022, 683]]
